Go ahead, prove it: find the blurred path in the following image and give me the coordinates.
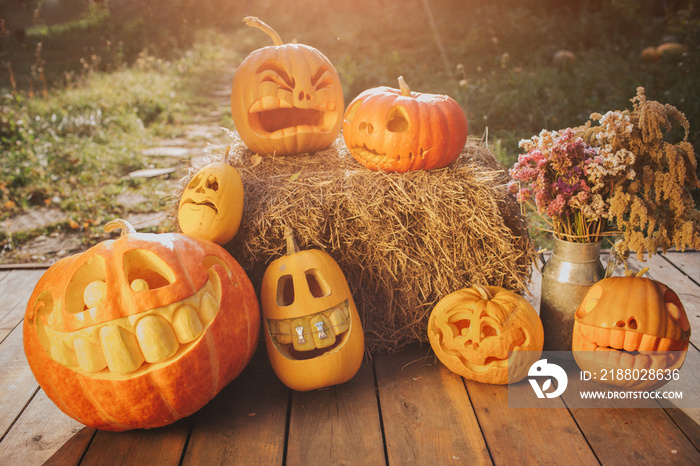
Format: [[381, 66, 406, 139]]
[[0, 67, 236, 265]]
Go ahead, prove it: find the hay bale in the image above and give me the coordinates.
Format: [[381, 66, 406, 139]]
[[178, 135, 534, 354]]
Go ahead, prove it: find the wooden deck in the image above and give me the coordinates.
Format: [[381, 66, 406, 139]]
[[0, 251, 699, 465]]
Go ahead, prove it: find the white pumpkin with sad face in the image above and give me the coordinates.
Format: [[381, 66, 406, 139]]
[[178, 161, 244, 246]]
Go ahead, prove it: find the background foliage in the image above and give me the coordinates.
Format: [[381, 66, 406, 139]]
[[1, 0, 698, 253]]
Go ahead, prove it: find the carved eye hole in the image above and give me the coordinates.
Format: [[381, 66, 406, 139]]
[[344, 101, 361, 125], [386, 105, 410, 132], [66, 256, 107, 313], [481, 323, 498, 338], [576, 283, 603, 318], [448, 316, 471, 337], [205, 175, 219, 191], [305, 269, 330, 298], [123, 249, 176, 292], [277, 274, 295, 306], [665, 289, 690, 331], [257, 61, 295, 91], [203, 255, 233, 280], [311, 66, 333, 91], [187, 173, 203, 190]]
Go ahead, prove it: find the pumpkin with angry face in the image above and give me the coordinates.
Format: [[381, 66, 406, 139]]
[[260, 228, 364, 391], [23, 220, 260, 431], [231, 17, 344, 156], [428, 285, 544, 384], [572, 270, 690, 390], [343, 76, 468, 172]]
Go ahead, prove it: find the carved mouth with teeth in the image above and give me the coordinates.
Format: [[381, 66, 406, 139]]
[[266, 300, 352, 360], [349, 145, 428, 166], [248, 99, 338, 137], [35, 268, 223, 379], [572, 321, 688, 370]]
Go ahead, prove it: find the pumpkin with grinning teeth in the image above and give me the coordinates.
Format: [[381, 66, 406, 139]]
[[343, 76, 468, 172], [427, 285, 543, 385], [572, 270, 691, 390], [22, 220, 260, 431], [231, 17, 344, 156], [260, 227, 364, 391]]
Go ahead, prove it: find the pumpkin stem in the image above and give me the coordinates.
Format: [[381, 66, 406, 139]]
[[243, 16, 283, 46], [104, 219, 136, 237], [397, 76, 412, 97], [472, 284, 493, 300], [622, 263, 649, 278], [283, 226, 301, 255]]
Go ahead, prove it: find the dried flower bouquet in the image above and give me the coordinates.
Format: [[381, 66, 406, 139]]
[[509, 87, 700, 259]]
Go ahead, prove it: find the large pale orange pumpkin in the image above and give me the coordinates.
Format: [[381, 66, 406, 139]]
[[231, 16, 344, 156], [260, 228, 364, 391], [572, 270, 690, 390], [343, 76, 468, 172], [23, 220, 260, 431], [428, 285, 543, 384]]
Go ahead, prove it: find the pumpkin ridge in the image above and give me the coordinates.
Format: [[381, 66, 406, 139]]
[[74, 373, 131, 430]]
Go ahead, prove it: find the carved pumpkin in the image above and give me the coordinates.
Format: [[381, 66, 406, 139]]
[[231, 16, 344, 156], [260, 228, 364, 391], [178, 158, 244, 245], [342, 76, 468, 172], [572, 270, 690, 390], [427, 285, 543, 384], [23, 220, 260, 431]]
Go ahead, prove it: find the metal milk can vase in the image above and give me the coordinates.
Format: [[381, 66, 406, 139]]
[[540, 237, 605, 353]]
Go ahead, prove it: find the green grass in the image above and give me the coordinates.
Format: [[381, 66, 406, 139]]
[[1, 0, 699, 256]]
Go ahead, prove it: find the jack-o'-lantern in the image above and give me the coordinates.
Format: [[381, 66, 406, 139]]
[[572, 269, 690, 390], [260, 227, 364, 391], [343, 76, 468, 172], [23, 220, 260, 431], [178, 157, 244, 245], [231, 17, 344, 156], [427, 285, 543, 384]]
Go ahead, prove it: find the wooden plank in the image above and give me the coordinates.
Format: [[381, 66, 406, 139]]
[[570, 407, 700, 463], [43, 427, 96, 466], [0, 263, 52, 270], [375, 345, 492, 465], [561, 328, 700, 463], [286, 359, 385, 465], [661, 251, 700, 285], [44, 427, 97, 466], [181, 348, 288, 465], [466, 378, 599, 464], [79, 417, 191, 465], [0, 389, 86, 466], [659, 345, 700, 443], [0, 326, 40, 438], [0, 269, 44, 341], [663, 407, 700, 451]]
